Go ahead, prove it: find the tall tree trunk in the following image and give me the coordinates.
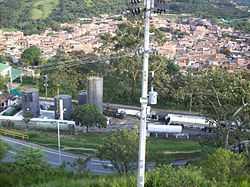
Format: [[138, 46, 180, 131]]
[[224, 128, 230, 149], [132, 79, 136, 103]]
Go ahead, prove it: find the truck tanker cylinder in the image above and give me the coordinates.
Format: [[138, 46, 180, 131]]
[[147, 123, 183, 134]]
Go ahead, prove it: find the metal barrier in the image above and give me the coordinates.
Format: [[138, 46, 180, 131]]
[[0, 128, 29, 140]]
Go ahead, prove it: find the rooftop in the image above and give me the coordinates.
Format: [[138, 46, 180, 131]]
[[0, 63, 9, 71]]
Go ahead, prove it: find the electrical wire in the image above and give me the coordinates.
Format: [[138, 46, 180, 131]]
[[37, 54, 132, 72]]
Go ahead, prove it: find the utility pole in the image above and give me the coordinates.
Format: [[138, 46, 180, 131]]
[[57, 99, 63, 165], [44, 75, 48, 100], [138, 0, 151, 186]]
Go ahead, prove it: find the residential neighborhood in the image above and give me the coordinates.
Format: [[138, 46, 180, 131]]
[[0, 0, 250, 186], [0, 14, 249, 72]]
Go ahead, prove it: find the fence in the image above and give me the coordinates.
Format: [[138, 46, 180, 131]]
[[0, 128, 29, 140]]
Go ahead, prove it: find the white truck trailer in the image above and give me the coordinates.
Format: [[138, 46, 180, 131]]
[[147, 122, 186, 138], [165, 113, 215, 130]]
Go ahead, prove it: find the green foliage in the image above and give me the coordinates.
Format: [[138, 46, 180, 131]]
[[21, 45, 42, 66], [165, 0, 249, 19], [0, 55, 7, 62], [145, 165, 210, 187], [0, 75, 8, 90], [166, 60, 180, 77], [23, 111, 34, 129], [31, 0, 59, 20], [67, 156, 92, 174], [97, 128, 139, 175], [39, 51, 106, 97], [13, 147, 50, 174], [99, 20, 166, 104], [0, 0, 126, 35], [0, 0, 249, 35], [0, 140, 10, 161], [197, 68, 250, 148], [0, 120, 15, 129], [71, 104, 107, 131], [202, 148, 247, 185], [220, 47, 232, 57]]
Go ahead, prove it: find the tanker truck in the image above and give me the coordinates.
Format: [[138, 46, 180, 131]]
[[165, 114, 216, 131], [147, 122, 184, 138]]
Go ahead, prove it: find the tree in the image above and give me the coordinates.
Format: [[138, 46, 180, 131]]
[[98, 21, 166, 103], [13, 147, 50, 174], [21, 46, 42, 66], [198, 68, 250, 148], [0, 140, 10, 161], [70, 104, 107, 132], [67, 156, 91, 174], [23, 111, 33, 129], [202, 148, 247, 185], [96, 128, 139, 175], [0, 55, 7, 62], [40, 51, 105, 97], [0, 75, 8, 91]]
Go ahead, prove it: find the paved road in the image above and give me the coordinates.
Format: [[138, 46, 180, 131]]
[[0, 136, 115, 175]]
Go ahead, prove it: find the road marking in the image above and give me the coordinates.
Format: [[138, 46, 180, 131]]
[[1, 136, 112, 166], [0, 136, 77, 158]]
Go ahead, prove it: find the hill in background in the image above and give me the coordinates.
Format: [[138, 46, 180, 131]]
[[0, 0, 249, 35]]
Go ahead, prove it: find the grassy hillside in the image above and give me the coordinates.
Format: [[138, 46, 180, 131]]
[[0, 0, 249, 35], [31, 0, 59, 20]]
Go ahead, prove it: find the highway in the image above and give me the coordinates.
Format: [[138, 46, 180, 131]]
[[0, 136, 115, 175]]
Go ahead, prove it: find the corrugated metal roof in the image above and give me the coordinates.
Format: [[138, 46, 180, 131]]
[[0, 63, 9, 71], [11, 68, 22, 80]]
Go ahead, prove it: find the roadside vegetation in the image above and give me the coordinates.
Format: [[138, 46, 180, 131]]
[[9, 129, 201, 163], [0, 138, 249, 187]]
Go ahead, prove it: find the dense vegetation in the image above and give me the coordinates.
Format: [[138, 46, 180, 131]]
[[0, 0, 126, 35], [0, 0, 249, 35], [0, 139, 249, 187], [164, 0, 249, 19]]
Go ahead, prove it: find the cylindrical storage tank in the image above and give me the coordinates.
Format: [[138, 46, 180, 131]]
[[54, 95, 72, 120], [78, 92, 88, 105], [22, 88, 40, 117], [87, 77, 103, 113], [147, 123, 183, 134]]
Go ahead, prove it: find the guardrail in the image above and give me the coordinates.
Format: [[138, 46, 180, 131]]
[[0, 128, 29, 140]]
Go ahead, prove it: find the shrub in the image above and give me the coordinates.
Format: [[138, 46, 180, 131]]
[[1, 120, 15, 129]]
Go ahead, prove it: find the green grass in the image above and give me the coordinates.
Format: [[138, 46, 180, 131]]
[[25, 130, 201, 162], [147, 137, 201, 163], [5, 129, 201, 162], [31, 0, 59, 20], [27, 131, 105, 155]]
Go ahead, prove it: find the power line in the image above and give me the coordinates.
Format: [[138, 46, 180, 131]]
[[36, 54, 133, 72]]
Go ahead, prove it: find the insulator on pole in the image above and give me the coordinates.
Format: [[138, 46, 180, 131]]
[[131, 0, 141, 4]]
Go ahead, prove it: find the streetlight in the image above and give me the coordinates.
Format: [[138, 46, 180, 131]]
[[57, 99, 64, 165], [43, 75, 48, 100]]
